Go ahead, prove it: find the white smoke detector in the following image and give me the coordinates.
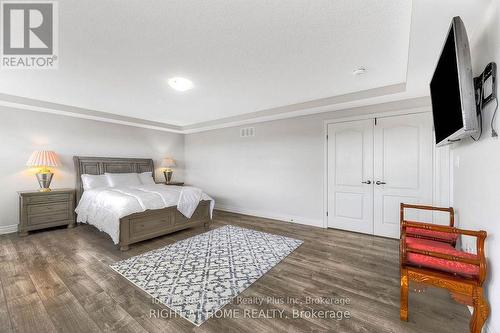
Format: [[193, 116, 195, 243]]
[[353, 67, 367, 76]]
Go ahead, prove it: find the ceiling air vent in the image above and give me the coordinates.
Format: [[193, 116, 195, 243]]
[[240, 127, 255, 138]]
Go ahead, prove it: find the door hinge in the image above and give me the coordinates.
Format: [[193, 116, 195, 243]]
[[326, 211, 328, 217], [326, 134, 328, 140], [374, 117, 377, 126]]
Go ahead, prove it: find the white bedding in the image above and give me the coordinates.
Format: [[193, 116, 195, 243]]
[[75, 184, 214, 244]]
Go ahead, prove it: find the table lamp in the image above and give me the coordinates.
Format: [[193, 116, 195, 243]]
[[161, 157, 176, 183], [26, 151, 59, 192]]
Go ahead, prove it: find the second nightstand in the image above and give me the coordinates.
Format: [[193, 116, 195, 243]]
[[18, 188, 76, 236]]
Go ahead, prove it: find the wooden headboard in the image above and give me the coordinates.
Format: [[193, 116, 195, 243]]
[[73, 156, 155, 202]]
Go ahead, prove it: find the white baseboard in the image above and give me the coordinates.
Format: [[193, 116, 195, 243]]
[[0, 224, 18, 235], [216, 204, 324, 228]]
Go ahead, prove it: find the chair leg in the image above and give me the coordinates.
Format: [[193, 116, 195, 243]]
[[470, 287, 489, 333], [400, 268, 409, 321]]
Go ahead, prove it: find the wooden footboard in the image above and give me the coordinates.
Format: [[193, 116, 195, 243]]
[[118, 200, 211, 251]]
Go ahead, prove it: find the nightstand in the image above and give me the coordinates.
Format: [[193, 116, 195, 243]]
[[18, 188, 76, 236], [156, 181, 184, 186]]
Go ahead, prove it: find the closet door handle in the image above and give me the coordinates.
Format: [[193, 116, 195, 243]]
[[361, 180, 371, 184], [375, 181, 386, 185]]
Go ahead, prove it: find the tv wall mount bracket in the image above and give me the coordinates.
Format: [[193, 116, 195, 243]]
[[474, 62, 497, 115]]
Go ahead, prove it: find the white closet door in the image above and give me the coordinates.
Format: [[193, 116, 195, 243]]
[[327, 119, 374, 234], [373, 113, 433, 238]]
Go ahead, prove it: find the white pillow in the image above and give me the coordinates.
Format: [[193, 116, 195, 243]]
[[81, 174, 109, 190], [138, 172, 155, 185], [105, 173, 142, 187]]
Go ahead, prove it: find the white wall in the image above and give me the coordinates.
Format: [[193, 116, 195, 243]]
[[452, 1, 500, 332], [186, 113, 325, 226], [0, 107, 184, 232], [185, 101, 433, 227]]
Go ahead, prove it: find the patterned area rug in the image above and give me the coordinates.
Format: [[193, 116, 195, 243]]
[[110, 225, 303, 326]]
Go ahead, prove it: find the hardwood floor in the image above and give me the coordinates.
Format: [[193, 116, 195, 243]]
[[0, 211, 469, 333]]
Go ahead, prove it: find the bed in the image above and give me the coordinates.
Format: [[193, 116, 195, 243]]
[[73, 156, 213, 251]]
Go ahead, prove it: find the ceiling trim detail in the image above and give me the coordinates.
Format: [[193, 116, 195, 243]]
[[0, 83, 430, 134], [183, 83, 407, 133], [0, 93, 183, 133]]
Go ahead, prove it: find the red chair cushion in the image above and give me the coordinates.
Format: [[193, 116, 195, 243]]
[[405, 237, 479, 277], [406, 227, 458, 244]]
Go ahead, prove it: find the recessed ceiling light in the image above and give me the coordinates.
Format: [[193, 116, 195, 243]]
[[353, 67, 367, 76], [168, 77, 194, 92]]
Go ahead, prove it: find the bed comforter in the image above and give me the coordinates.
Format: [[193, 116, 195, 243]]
[[75, 185, 214, 244]]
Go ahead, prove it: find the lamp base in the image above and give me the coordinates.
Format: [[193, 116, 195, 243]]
[[163, 170, 173, 183], [36, 172, 54, 192]]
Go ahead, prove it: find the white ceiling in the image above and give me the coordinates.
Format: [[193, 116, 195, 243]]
[[0, 0, 493, 131], [0, 0, 412, 126]]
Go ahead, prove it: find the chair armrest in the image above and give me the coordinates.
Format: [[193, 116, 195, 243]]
[[402, 220, 486, 238], [401, 203, 454, 213], [400, 203, 455, 227]]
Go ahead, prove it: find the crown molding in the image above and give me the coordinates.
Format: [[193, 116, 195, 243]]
[[0, 93, 183, 133], [182, 83, 406, 132], [0, 83, 425, 134]]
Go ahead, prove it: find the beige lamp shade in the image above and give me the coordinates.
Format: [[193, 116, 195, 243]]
[[26, 151, 60, 167], [161, 157, 176, 168]]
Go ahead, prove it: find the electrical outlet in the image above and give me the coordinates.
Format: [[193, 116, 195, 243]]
[[464, 244, 475, 254]]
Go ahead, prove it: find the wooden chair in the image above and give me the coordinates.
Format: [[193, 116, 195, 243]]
[[399, 203, 489, 333]]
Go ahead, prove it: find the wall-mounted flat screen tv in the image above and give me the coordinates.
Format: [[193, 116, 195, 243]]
[[430, 16, 478, 146]]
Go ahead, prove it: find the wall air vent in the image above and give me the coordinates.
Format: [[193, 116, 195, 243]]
[[240, 127, 255, 138]]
